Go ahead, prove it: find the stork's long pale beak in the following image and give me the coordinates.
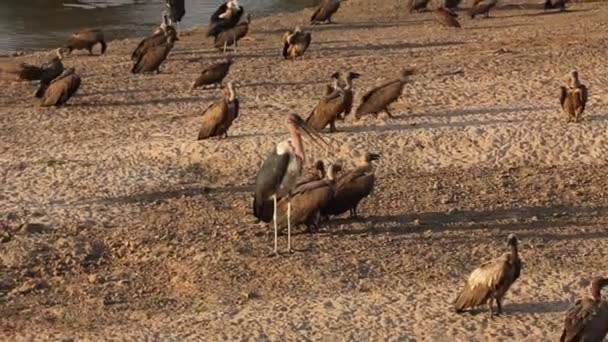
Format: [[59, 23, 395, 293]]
[[289, 114, 331, 151]]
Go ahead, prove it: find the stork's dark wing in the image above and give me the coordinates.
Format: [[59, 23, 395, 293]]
[[254, 152, 291, 216], [167, 0, 186, 22], [210, 3, 229, 22]]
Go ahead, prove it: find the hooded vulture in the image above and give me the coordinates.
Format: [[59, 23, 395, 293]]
[[191, 57, 233, 90], [131, 14, 178, 62], [131, 35, 175, 74], [207, 0, 244, 38], [560, 70, 588, 123], [197, 82, 239, 140], [65, 29, 107, 55], [355, 68, 414, 119], [214, 14, 251, 53], [282, 26, 312, 60], [469, 0, 497, 18], [434, 7, 461, 27], [321, 152, 379, 218], [39, 68, 81, 107], [560, 277, 608, 342], [454, 234, 522, 317], [310, 0, 345, 24]]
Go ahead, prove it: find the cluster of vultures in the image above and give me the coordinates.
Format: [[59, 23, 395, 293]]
[[0, 0, 603, 340]]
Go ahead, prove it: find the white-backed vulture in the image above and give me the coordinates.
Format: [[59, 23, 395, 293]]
[[35, 49, 65, 98], [307, 87, 346, 133], [197, 82, 239, 140], [282, 26, 311, 60], [132, 15, 178, 62], [65, 29, 107, 55], [131, 35, 175, 74], [469, 0, 497, 18], [310, 0, 345, 24], [454, 234, 522, 317], [560, 277, 608, 342], [321, 152, 380, 218], [560, 70, 588, 123], [214, 14, 251, 53], [191, 57, 233, 89], [434, 7, 461, 28], [355, 68, 414, 119], [40, 68, 81, 107]]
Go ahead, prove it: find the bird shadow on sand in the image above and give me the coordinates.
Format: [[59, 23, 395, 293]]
[[332, 204, 608, 237], [72, 96, 206, 107], [504, 300, 571, 314], [406, 105, 552, 120], [241, 79, 327, 88], [466, 23, 534, 30], [498, 7, 594, 18], [254, 19, 432, 35], [320, 40, 463, 54], [79, 88, 158, 97], [342, 118, 514, 134]]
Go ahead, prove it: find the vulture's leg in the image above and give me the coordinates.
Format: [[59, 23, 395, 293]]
[[233, 33, 238, 54], [223, 41, 228, 54], [385, 109, 394, 118], [496, 298, 503, 315], [287, 200, 293, 253], [330, 120, 337, 133], [487, 300, 495, 318], [273, 195, 278, 255], [88, 47, 93, 55]]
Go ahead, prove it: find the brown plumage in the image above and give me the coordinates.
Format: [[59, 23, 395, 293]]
[[214, 14, 251, 53], [282, 26, 312, 60], [434, 7, 461, 27], [310, 0, 344, 24], [454, 234, 522, 317], [131, 35, 175, 74], [131, 22, 178, 62], [307, 87, 346, 133], [197, 82, 239, 140], [406, 0, 431, 12], [191, 57, 233, 90], [355, 68, 414, 119], [40, 68, 81, 107], [334, 72, 360, 120], [0, 49, 64, 83], [65, 29, 107, 55], [321, 152, 379, 218], [469, 0, 497, 18], [560, 277, 608, 342], [35, 49, 66, 98], [560, 70, 588, 123]]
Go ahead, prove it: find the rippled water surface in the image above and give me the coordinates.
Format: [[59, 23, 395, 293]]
[[0, 0, 318, 51]]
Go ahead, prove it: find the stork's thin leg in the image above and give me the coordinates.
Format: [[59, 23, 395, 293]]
[[223, 41, 228, 54], [287, 201, 293, 253], [273, 195, 278, 255]]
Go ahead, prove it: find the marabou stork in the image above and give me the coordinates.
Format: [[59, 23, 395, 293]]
[[253, 114, 331, 255], [165, 0, 186, 35], [208, 0, 244, 38]]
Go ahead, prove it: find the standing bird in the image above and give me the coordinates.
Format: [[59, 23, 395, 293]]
[[560, 70, 588, 123], [544, 0, 567, 11], [307, 86, 347, 133], [35, 49, 65, 98], [131, 13, 178, 62], [197, 82, 239, 140], [560, 277, 608, 342], [0, 59, 42, 81], [39, 68, 81, 107], [207, 0, 244, 38], [165, 0, 185, 34], [454, 234, 522, 318], [191, 57, 233, 90], [253, 114, 330, 255], [214, 14, 252, 53], [434, 7, 461, 28], [131, 35, 176, 74], [310, 0, 345, 24], [356, 68, 414, 119], [282, 26, 312, 60], [321, 152, 380, 219], [330, 71, 360, 120], [406, 0, 431, 12], [64, 29, 107, 55], [469, 0, 497, 19]]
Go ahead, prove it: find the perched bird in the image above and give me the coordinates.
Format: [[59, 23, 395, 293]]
[[434, 7, 461, 27], [253, 114, 330, 254], [560, 277, 608, 342], [321, 152, 380, 219], [356, 68, 414, 119], [406, 0, 431, 12], [454, 234, 522, 317], [469, 0, 497, 19], [131, 35, 176, 74], [191, 57, 233, 90], [39, 68, 81, 107], [165, 0, 186, 34], [310, 0, 345, 24], [214, 14, 252, 53], [560, 70, 588, 123], [35, 49, 65, 98], [197, 82, 239, 140], [282, 26, 312, 60], [131, 13, 178, 62], [64, 29, 107, 55], [207, 0, 244, 38], [544, 0, 567, 11]]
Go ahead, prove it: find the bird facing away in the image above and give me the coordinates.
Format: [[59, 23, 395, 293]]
[[282, 26, 312, 60], [545, 0, 568, 11], [454, 234, 522, 318], [560, 70, 588, 123], [560, 277, 608, 342], [469, 0, 497, 19], [40, 68, 81, 107], [253, 114, 331, 254], [356, 68, 414, 119], [214, 14, 252, 53], [131, 14, 178, 62], [310, 0, 345, 24], [406, 0, 431, 13], [131, 35, 176, 74], [434, 7, 461, 28], [321, 152, 380, 219], [64, 29, 107, 55], [35, 49, 65, 98], [207, 0, 244, 38], [197, 82, 239, 140], [191, 57, 233, 90]]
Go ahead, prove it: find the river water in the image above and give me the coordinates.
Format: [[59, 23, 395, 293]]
[[0, 0, 319, 52]]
